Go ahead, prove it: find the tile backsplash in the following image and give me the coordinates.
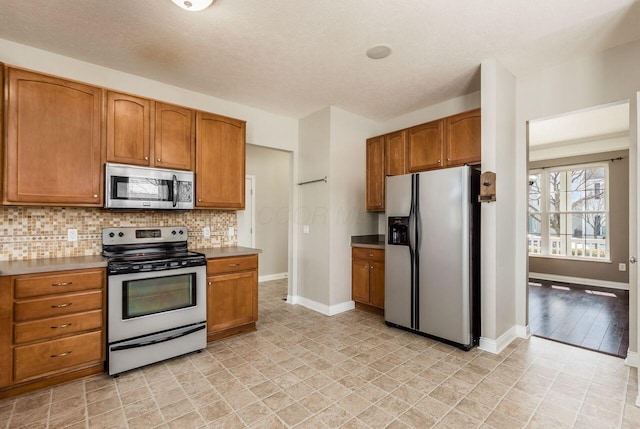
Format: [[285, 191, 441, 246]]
[[0, 207, 237, 261]]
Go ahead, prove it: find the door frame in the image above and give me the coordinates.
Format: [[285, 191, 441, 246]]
[[237, 175, 256, 248]]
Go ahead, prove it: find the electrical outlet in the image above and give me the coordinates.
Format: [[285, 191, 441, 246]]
[[228, 227, 235, 236], [67, 229, 78, 242], [303, 225, 310, 234], [203, 227, 211, 238], [619, 263, 627, 272]]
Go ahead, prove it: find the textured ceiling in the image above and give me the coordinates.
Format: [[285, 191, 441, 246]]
[[0, 0, 639, 120]]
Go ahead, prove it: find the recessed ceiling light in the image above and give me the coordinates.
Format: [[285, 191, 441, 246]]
[[171, 0, 215, 11], [366, 44, 392, 60]]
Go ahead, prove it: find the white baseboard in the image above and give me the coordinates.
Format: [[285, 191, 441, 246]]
[[625, 350, 639, 368], [479, 325, 527, 354], [515, 324, 531, 339], [529, 272, 629, 291], [286, 295, 354, 316], [259, 272, 288, 282]]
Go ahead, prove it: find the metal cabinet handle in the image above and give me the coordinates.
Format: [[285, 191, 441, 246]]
[[51, 282, 72, 287], [144, 156, 149, 161], [51, 323, 72, 329], [51, 303, 72, 308], [51, 351, 72, 358], [370, 266, 374, 270], [93, 194, 98, 198], [198, 198, 202, 202], [157, 158, 161, 162], [438, 160, 441, 164], [369, 254, 373, 257], [229, 263, 239, 267], [208, 281, 212, 286]]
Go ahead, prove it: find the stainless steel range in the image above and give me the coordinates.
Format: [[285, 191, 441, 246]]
[[103, 226, 206, 376]]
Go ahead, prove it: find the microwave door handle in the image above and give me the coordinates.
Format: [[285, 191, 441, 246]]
[[172, 175, 178, 207]]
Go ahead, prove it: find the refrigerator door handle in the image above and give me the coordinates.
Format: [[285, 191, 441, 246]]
[[408, 174, 416, 330], [414, 174, 420, 330]]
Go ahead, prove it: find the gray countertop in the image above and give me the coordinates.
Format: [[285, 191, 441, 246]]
[[351, 234, 385, 250], [0, 246, 262, 277]]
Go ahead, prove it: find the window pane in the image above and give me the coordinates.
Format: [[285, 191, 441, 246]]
[[569, 169, 585, 191], [548, 171, 561, 211], [585, 213, 606, 239], [528, 214, 541, 235]]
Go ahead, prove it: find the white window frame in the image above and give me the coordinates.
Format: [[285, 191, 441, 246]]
[[528, 162, 610, 262]]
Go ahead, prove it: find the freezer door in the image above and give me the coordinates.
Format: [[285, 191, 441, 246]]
[[385, 174, 413, 329], [417, 166, 472, 345]]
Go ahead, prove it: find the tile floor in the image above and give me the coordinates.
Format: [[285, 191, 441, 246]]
[[1, 278, 639, 428]]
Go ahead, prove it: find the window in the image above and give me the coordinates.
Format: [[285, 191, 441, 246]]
[[528, 163, 609, 260]]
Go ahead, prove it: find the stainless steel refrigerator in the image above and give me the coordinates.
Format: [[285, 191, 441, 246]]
[[385, 165, 480, 350]]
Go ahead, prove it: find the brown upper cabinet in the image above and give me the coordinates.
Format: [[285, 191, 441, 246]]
[[366, 136, 385, 211], [3, 67, 103, 206], [385, 130, 406, 176], [444, 108, 481, 167], [154, 102, 195, 171], [195, 112, 246, 209], [407, 120, 444, 172], [106, 91, 151, 167], [106, 95, 195, 171]]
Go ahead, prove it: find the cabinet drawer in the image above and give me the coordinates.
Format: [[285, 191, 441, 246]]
[[352, 247, 385, 262], [14, 310, 102, 344], [14, 331, 103, 382], [207, 255, 257, 275], [14, 290, 103, 322], [14, 270, 103, 299]]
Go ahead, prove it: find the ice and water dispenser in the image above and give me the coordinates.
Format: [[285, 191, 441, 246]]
[[388, 216, 409, 245]]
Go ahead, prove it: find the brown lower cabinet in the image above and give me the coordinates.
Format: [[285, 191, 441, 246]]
[[206, 255, 258, 342], [0, 268, 105, 399], [351, 247, 385, 315]]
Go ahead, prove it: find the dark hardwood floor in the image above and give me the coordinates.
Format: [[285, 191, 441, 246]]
[[528, 278, 629, 358]]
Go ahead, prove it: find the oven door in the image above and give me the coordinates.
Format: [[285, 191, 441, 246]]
[[105, 163, 194, 210], [108, 265, 206, 343]]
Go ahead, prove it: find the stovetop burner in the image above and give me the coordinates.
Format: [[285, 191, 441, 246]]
[[102, 226, 206, 275]]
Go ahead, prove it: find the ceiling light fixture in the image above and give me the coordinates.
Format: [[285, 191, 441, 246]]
[[171, 0, 214, 12], [366, 44, 392, 60]]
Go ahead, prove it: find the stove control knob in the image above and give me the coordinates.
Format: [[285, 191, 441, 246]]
[[172, 230, 177, 235], [109, 232, 115, 238], [179, 230, 184, 235], [118, 232, 124, 237]]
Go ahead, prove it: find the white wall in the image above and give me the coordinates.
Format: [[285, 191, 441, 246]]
[[515, 39, 640, 354], [246, 145, 290, 278], [297, 108, 331, 305], [480, 59, 517, 348], [329, 107, 378, 306]]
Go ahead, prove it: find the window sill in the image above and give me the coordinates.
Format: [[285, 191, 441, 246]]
[[529, 254, 611, 263]]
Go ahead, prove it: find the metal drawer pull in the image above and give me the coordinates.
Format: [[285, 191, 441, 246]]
[[51, 282, 73, 287], [51, 303, 72, 308], [228, 263, 239, 267], [51, 323, 72, 329], [51, 351, 72, 358]]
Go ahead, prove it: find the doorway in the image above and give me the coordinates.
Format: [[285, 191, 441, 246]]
[[241, 144, 292, 283], [527, 101, 631, 357], [237, 176, 256, 248]]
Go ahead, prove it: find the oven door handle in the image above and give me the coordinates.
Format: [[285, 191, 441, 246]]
[[172, 174, 178, 208], [110, 324, 205, 352]]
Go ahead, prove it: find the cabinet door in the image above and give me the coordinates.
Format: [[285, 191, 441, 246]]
[[369, 261, 385, 308], [385, 130, 406, 176], [154, 102, 194, 171], [196, 112, 246, 209], [106, 91, 151, 166], [445, 109, 481, 167], [351, 258, 371, 304], [4, 67, 102, 206], [207, 271, 257, 333], [407, 120, 444, 172], [366, 136, 385, 211]]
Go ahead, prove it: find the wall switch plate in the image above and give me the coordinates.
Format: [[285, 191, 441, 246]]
[[619, 263, 627, 272], [67, 229, 78, 242], [303, 225, 310, 234], [203, 227, 211, 238], [228, 227, 235, 236]]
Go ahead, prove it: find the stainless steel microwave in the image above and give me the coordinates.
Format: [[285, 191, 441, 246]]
[[105, 163, 194, 210]]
